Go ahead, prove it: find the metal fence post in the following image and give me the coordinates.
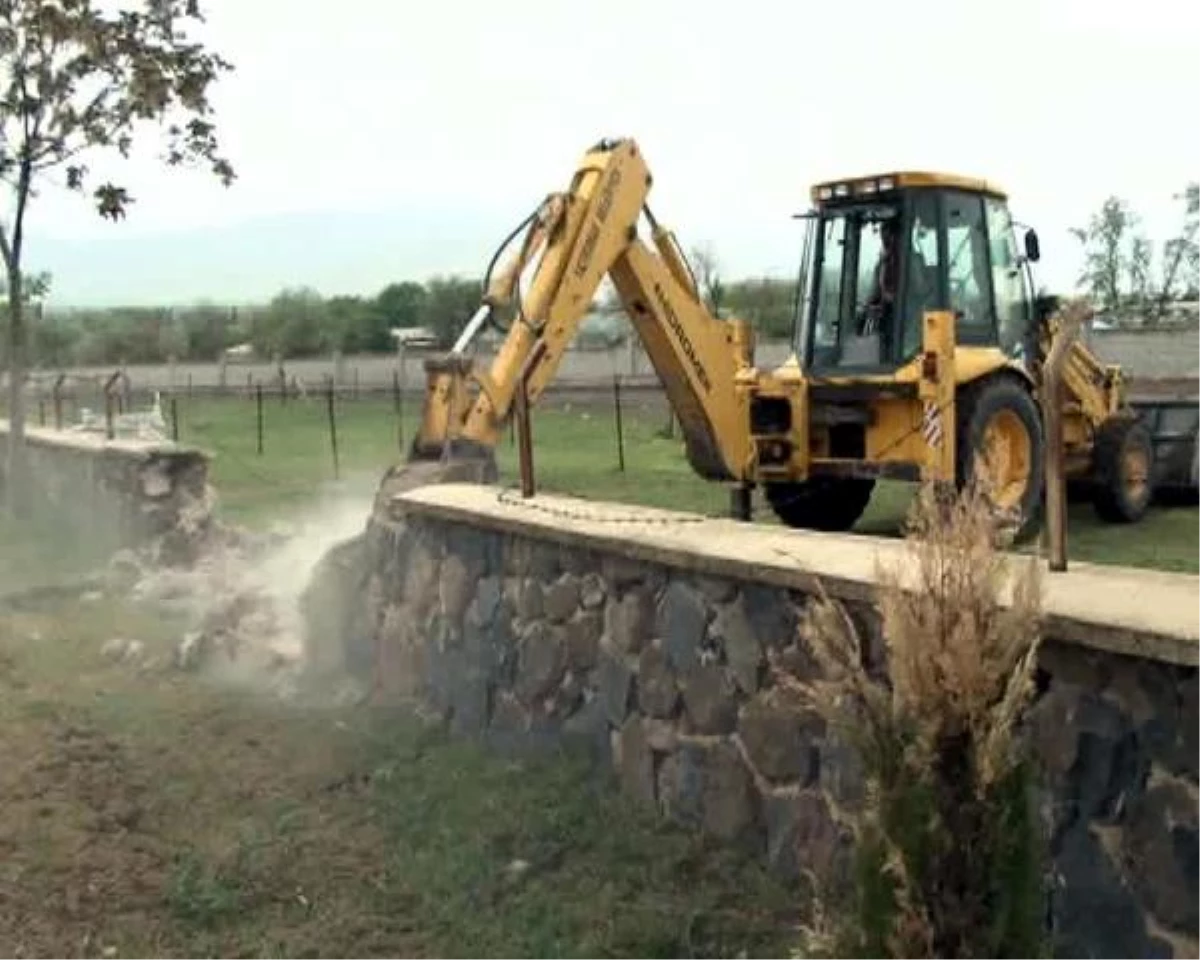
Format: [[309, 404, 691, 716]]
[[53, 373, 65, 429], [325, 376, 340, 480], [1043, 302, 1087, 572], [515, 341, 548, 498], [255, 382, 264, 455], [613, 373, 626, 473], [103, 370, 121, 440]]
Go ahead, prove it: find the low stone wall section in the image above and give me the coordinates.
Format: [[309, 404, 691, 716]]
[[0, 421, 214, 564], [318, 483, 1198, 960]]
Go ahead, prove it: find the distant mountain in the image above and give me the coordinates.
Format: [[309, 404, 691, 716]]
[[25, 204, 521, 308], [23, 203, 844, 309]]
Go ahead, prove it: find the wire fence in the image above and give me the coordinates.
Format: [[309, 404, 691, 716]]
[[0, 365, 689, 519]]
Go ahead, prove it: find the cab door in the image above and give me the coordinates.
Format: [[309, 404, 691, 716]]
[[983, 195, 1035, 366]]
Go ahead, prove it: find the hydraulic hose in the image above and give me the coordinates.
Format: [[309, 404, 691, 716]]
[[480, 204, 542, 336]]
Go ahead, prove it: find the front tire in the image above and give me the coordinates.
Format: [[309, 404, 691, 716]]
[[765, 477, 875, 532], [955, 376, 1045, 539], [1091, 415, 1153, 523]]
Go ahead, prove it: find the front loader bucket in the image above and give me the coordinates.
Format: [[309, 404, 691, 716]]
[[1130, 397, 1199, 499]]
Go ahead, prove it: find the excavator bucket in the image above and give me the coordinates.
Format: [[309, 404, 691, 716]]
[[365, 351, 502, 523], [405, 353, 500, 473]]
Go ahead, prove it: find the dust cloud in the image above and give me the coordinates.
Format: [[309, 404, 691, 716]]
[[112, 476, 380, 704]]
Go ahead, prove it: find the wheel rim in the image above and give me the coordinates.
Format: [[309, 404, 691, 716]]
[[978, 409, 1032, 510], [1122, 440, 1150, 504]]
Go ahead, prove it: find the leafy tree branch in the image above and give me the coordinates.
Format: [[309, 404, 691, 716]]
[[0, 0, 234, 508]]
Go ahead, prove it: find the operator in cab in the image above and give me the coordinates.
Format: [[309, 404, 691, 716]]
[[862, 217, 900, 335]]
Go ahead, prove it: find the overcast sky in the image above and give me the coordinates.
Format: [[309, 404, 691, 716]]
[[23, 0, 1200, 305]]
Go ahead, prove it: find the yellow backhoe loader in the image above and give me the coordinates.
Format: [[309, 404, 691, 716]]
[[405, 137, 1196, 533]]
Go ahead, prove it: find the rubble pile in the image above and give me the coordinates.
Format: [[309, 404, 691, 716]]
[[105, 504, 371, 703]]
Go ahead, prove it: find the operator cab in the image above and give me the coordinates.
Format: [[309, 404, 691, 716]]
[[794, 173, 1041, 374]]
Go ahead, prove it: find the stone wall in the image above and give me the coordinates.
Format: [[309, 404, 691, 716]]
[[319, 483, 1199, 960], [0, 421, 214, 566]]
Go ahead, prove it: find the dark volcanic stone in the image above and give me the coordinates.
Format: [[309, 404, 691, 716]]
[[680, 663, 738, 735], [637, 644, 679, 719], [1178, 674, 1198, 781], [741, 582, 796, 650], [605, 587, 655, 655], [463, 612, 515, 688], [1122, 779, 1199, 934], [466, 576, 502, 627], [1073, 691, 1142, 823], [579, 573, 607, 610], [565, 611, 603, 672], [513, 578, 543, 621], [598, 649, 634, 727], [562, 694, 611, 765], [763, 790, 848, 890], [658, 740, 757, 843], [819, 727, 865, 810], [543, 575, 581, 624], [1052, 821, 1158, 959], [658, 582, 708, 672], [711, 597, 763, 693], [738, 692, 822, 786], [617, 716, 657, 810], [514, 622, 566, 705], [439, 553, 473, 623]]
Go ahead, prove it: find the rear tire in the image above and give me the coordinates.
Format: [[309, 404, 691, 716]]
[[1091, 415, 1153, 523], [765, 477, 875, 532], [955, 376, 1045, 540]]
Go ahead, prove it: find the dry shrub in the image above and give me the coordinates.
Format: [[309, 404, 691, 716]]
[[786, 476, 1048, 958]]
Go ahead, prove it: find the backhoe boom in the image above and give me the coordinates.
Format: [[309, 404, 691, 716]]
[[411, 138, 754, 482]]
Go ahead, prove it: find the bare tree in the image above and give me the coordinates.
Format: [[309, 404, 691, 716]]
[[689, 243, 724, 315], [1070, 196, 1139, 317], [0, 0, 235, 509], [1154, 182, 1199, 319], [1128, 235, 1153, 311]]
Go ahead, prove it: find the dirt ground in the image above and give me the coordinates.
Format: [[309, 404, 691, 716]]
[[0, 582, 798, 959], [0, 592, 408, 958]]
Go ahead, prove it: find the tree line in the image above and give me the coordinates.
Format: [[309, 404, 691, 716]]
[[18, 271, 803, 368], [1071, 182, 1198, 322], [10, 185, 1198, 371]]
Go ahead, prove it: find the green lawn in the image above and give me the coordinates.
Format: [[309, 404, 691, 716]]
[[174, 392, 1199, 573]]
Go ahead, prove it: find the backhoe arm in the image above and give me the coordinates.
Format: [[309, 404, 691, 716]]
[[1037, 309, 1124, 429], [411, 138, 755, 483]]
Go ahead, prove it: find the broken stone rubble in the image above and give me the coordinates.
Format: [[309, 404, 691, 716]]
[[92, 506, 366, 702]]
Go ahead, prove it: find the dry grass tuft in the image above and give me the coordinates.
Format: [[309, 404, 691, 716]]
[[783, 475, 1049, 958]]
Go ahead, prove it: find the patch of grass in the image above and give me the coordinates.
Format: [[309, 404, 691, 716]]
[[0, 591, 799, 958], [358, 723, 798, 958], [171, 393, 1197, 572], [166, 849, 248, 930]]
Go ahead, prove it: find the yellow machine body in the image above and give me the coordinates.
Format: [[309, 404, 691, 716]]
[[411, 137, 1158, 531]]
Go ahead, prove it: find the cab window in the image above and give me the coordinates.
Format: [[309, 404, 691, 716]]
[[984, 196, 1030, 356], [901, 192, 941, 358], [944, 192, 996, 342], [811, 215, 846, 352]]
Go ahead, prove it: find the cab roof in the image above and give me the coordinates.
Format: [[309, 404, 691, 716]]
[[810, 171, 1008, 203]]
